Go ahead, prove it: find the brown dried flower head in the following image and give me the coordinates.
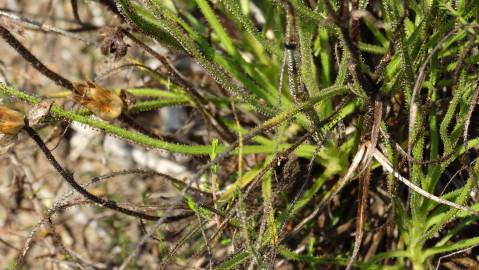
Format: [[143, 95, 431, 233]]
[[73, 80, 124, 121], [0, 105, 25, 135]]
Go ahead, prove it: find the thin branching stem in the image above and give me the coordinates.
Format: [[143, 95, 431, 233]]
[[24, 120, 193, 222], [0, 24, 75, 91]]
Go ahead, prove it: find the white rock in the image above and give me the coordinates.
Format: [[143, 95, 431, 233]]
[[68, 121, 100, 161], [132, 148, 191, 179]]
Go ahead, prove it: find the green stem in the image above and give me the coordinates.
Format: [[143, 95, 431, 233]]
[[0, 83, 347, 155]]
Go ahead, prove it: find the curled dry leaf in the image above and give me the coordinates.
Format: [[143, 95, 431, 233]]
[[26, 100, 53, 127], [0, 105, 24, 135], [73, 80, 124, 121]]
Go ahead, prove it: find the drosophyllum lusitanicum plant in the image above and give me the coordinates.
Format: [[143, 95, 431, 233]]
[[1, 0, 479, 269]]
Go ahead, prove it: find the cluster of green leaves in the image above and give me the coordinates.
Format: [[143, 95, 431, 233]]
[[1, 0, 479, 269]]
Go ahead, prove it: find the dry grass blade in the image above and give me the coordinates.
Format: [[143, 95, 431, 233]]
[[372, 146, 478, 215], [346, 97, 383, 270], [292, 143, 368, 234]]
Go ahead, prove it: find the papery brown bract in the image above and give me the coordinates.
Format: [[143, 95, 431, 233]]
[[0, 106, 24, 135], [73, 80, 124, 121]]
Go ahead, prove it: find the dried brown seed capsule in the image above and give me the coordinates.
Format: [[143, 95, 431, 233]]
[[99, 27, 128, 60], [73, 80, 124, 121], [119, 89, 136, 111], [0, 106, 25, 135]]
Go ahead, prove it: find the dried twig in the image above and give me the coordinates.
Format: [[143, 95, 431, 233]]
[[0, 24, 75, 90], [23, 120, 193, 221], [0, 10, 94, 44]]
